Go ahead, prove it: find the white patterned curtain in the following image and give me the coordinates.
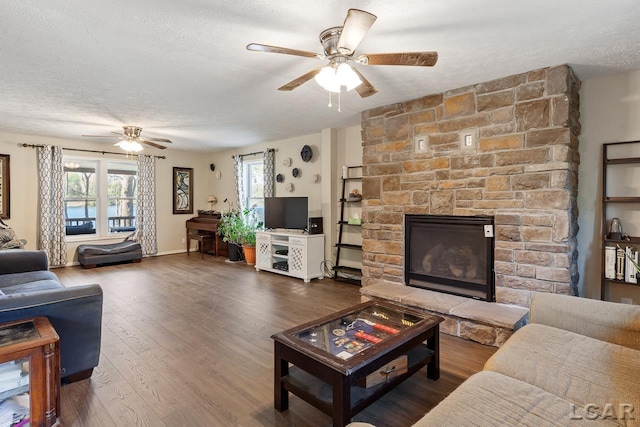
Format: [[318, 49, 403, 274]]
[[263, 149, 275, 197], [233, 154, 245, 212], [131, 154, 158, 256], [37, 145, 67, 267]]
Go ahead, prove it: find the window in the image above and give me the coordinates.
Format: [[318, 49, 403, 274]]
[[63, 157, 137, 237], [244, 159, 264, 222], [107, 165, 137, 233]]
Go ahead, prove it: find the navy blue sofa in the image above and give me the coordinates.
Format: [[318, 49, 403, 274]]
[[0, 250, 103, 383]]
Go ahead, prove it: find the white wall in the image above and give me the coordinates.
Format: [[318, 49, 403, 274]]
[[208, 127, 363, 266], [0, 132, 210, 262], [207, 133, 324, 214], [578, 69, 640, 302]]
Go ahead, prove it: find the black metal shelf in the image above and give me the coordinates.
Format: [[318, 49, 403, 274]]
[[601, 140, 640, 301], [603, 278, 640, 286], [604, 197, 640, 203], [334, 166, 363, 286], [336, 243, 362, 250], [604, 236, 640, 244], [606, 157, 640, 165]]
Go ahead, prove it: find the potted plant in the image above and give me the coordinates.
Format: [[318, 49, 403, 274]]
[[218, 210, 245, 262], [239, 206, 263, 265]]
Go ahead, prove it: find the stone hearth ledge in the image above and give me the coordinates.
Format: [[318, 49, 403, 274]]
[[360, 283, 529, 347]]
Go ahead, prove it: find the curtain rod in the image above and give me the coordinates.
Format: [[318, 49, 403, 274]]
[[20, 143, 166, 159], [231, 148, 275, 159]]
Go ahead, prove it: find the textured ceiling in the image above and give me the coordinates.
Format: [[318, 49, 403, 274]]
[[2, 0, 640, 152]]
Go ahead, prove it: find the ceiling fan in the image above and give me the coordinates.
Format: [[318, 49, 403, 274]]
[[247, 8, 438, 98], [81, 126, 173, 151]]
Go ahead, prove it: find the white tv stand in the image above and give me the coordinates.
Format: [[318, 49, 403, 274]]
[[255, 230, 325, 282]]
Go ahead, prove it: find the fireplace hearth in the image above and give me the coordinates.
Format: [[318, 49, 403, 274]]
[[405, 215, 495, 302]]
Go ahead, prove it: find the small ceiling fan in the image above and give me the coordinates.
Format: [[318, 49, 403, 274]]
[[247, 8, 438, 98], [82, 126, 173, 151]]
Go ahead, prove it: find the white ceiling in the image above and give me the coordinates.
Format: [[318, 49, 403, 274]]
[[2, 1, 640, 152]]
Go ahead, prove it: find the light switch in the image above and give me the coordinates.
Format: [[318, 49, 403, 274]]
[[415, 135, 429, 153], [460, 130, 477, 149]]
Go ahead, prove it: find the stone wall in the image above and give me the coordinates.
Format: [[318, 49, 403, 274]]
[[360, 65, 581, 307]]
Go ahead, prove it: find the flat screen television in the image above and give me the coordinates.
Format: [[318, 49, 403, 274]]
[[264, 197, 308, 230]]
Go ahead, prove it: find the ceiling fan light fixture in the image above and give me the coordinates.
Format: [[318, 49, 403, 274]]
[[314, 65, 341, 93], [336, 63, 362, 91], [115, 139, 144, 153], [314, 63, 361, 93]]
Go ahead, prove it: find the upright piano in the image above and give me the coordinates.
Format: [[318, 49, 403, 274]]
[[185, 212, 228, 257]]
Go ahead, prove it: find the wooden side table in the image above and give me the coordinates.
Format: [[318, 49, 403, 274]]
[[0, 317, 60, 427]]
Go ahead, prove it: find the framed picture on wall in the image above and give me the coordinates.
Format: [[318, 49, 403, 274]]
[[0, 154, 9, 219], [173, 167, 193, 214]]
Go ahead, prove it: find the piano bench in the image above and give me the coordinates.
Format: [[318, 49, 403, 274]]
[[77, 241, 142, 268], [188, 233, 215, 259]]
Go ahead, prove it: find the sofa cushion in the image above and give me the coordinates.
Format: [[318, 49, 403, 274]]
[[414, 371, 620, 427], [0, 271, 59, 288], [0, 280, 64, 295], [77, 241, 141, 256], [65, 222, 95, 235], [530, 292, 640, 350], [484, 324, 640, 418]]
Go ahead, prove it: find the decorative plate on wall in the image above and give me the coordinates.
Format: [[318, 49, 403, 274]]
[[282, 157, 292, 167], [301, 145, 313, 162], [215, 171, 222, 179], [292, 168, 300, 178], [276, 173, 284, 183], [286, 182, 294, 192]]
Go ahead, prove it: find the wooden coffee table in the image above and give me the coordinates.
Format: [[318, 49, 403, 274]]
[[272, 301, 443, 427]]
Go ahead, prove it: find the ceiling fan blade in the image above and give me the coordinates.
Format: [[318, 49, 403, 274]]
[[111, 131, 125, 136], [278, 67, 323, 91], [81, 134, 118, 138], [141, 140, 167, 150], [337, 9, 377, 55], [358, 52, 438, 67], [351, 68, 378, 98], [146, 137, 173, 143], [247, 43, 323, 60]]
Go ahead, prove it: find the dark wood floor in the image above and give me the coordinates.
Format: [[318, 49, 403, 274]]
[[55, 254, 496, 427]]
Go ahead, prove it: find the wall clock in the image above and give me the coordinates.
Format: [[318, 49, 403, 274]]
[[301, 145, 313, 162]]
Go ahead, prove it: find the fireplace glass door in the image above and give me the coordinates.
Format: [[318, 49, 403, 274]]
[[405, 215, 495, 301]]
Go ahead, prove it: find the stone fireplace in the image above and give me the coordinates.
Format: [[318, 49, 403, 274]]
[[358, 65, 581, 345]]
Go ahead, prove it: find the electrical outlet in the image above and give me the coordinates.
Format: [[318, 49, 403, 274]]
[[621, 297, 634, 304], [181, 237, 186, 244], [484, 225, 494, 238]]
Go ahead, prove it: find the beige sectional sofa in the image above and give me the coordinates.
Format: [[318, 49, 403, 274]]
[[414, 292, 640, 426]]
